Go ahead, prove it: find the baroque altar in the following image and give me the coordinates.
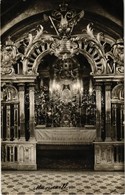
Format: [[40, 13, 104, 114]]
[[1, 1, 124, 170]]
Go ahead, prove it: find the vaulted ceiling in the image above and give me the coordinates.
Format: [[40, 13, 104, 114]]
[[1, 0, 123, 41]]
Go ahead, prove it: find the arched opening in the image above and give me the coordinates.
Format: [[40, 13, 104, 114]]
[[34, 53, 96, 170], [1, 84, 19, 144], [34, 53, 96, 128], [111, 84, 124, 141]]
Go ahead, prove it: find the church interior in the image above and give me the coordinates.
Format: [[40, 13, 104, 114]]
[[1, 0, 124, 195], [1, 0, 124, 170], [1, 0, 124, 193]]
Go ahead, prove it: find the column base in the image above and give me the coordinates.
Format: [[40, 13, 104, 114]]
[[19, 136, 26, 141], [30, 136, 36, 141], [94, 141, 124, 171], [105, 137, 112, 142], [95, 137, 102, 142]]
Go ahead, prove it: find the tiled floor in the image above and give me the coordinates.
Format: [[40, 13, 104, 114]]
[[1, 171, 124, 195]]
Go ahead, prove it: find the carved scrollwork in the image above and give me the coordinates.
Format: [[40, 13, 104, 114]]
[[95, 145, 113, 165], [51, 37, 79, 59], [112, 39, 124, 63], [46, 3, 84, 37], [1, 3, 123, 76], [1, 37, 21, 75]]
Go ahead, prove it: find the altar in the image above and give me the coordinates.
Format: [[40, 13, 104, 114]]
[[35, 126, 96, 145], [1, 0, 124, 171]]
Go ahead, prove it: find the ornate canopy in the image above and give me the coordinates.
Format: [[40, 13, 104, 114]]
[[1, 3, 124, 77]]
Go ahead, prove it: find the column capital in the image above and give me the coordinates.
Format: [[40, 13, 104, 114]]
[[95, 82, 103, 86], [105, 85, 111, 89], [18, 83, 25, 86], [18, 83, 25, 91], [95, 84, 102, 91], [104, 82, 112, 88], [105, 85, 111, 91], [112, 103, 117, 109], [28, 83, 35, 87], [28, 83, 35, 91]]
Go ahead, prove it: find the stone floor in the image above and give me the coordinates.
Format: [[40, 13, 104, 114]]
[[1, 170, 124, 195]]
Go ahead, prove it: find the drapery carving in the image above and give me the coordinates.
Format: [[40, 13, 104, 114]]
[[1, 3, 124, 77]]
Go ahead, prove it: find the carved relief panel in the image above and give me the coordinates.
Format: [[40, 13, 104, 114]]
[[95, 144, 113, 165]]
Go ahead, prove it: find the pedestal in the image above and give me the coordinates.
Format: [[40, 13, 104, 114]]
[[94, 141, 124, 170], [1, 139, 37, 170], [94, 142, 114, 170]]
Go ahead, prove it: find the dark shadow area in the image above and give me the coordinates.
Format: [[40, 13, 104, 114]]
[[37, 144, 94, 170]]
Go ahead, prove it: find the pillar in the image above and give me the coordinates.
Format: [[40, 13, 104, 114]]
[[14, 103, 19, 139], [116, 146, 119, 163], [1, 104, 3, 140], [18, 83, 25, 139], [6, 104, 11, 140], [105, 83, 112, 141], [3, 104, 7, 140], [112, 104, 117, 140], [29, 83, 35, 138], [95, 83, 102, 141], [120, 104, 124, 140]]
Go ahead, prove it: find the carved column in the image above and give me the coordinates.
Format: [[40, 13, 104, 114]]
[[112, 104, 117, 140], [105, 83, 112, 141], [116, 146, 119, 163], [120, 104, 124, 140], [6, 104, 11, 140], [3, 104, 7, 140], [14, 103, 19, 139], [29, 83, 35, 138], [18, 83, 25, 139], [95, 83, 102, 141], [1, 104, 3, 140]]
